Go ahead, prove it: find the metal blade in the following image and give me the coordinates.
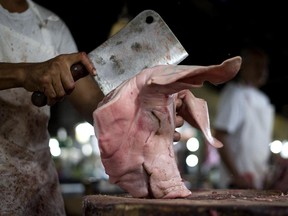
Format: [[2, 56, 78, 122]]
[[89, 9, 188, 95]]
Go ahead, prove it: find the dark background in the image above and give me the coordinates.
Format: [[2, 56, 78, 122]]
[[34, 0, 288, 120]]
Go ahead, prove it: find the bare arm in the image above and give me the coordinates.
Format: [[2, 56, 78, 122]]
[[68, 75, 104, 124], [214, 129, 254, 189], [0, 62, 32, 89], [0, 52, 96, 105]]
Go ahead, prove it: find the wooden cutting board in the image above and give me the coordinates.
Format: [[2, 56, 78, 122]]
[[82, 189, 288, 216]]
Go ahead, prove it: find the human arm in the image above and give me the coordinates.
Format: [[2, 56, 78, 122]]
[[67, 74, 104, 125], [0, 52, 96, 106], [214, 129, 254, 189]]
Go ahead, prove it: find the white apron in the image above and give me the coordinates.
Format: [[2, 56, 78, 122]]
[[0, 1, 66, 215]]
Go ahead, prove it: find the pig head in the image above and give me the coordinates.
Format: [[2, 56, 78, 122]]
[[93, 56, 242, 198]]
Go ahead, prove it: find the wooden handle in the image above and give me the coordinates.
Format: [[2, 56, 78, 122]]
[[31, 63, 89, 107]]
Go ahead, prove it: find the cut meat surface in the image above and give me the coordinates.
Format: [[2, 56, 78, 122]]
[[93, 56, 242, 199]]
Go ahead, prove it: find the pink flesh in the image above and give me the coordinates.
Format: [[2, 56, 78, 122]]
[[93, 56, 242, 198]]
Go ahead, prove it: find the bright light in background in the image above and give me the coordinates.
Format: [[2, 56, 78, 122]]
[[186, 137, 199, 152], [49, 138, 61, 157], [57, 127, 67, 141], [270, 140, 283, 154], [280, 141, 288, 159], [186, 154, 198, 167], [82, 143, 93, 156], [75, 122, 95, 143]]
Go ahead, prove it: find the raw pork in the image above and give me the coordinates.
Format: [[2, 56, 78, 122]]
[[93, 56, 242, 198]]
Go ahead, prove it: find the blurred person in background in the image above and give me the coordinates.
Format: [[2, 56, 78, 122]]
[[0, 0, 184, 215], [213, 46, 275, 189]]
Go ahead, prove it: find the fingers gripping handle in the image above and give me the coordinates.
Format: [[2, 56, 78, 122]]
[[31, 63, 89, 107]]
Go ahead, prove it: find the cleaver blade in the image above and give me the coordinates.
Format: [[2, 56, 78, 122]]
[[91, 9, 188, 95], [31, 10, 188, 106]]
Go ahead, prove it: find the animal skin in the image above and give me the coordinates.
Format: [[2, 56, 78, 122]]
[[93, 56, 242, 198]]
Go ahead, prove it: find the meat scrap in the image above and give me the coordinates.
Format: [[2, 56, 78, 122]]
[[93, 56, 242, 199]]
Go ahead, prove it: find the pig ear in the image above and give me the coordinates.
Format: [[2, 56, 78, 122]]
[[147, 56, 242, 87], [177, 90, 223, 148]]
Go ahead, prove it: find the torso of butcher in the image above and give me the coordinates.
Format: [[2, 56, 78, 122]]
[[0, 2, 76, 214]]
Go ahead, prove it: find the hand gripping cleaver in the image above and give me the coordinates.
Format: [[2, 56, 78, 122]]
[[31, 9, 188, 106]]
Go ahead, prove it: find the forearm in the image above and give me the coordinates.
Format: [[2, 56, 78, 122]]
[[214, 130, 241, 178], [217, 144, 240, 178], [68, 75, 104, 124], [0, 53, 97, 106], [0, 62, 26, 89]]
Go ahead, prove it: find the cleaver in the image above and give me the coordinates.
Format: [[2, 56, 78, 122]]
[[31, 10, 188, 106]]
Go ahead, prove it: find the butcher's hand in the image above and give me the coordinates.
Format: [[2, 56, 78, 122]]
[[173, 97, 185, 142], [23, 52, 96, 106]]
